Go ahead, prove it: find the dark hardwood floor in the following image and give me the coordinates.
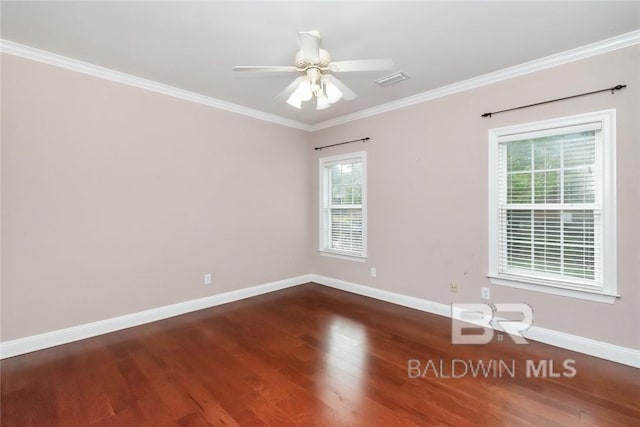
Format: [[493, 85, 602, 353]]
[[1, 283, 639, 426]]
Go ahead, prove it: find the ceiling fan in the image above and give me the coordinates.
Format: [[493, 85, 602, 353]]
[[233, 30, 393, 110]]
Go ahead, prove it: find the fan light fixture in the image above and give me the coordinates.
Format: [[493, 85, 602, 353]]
[[286, 68, 343, 110], [233, 30, 394, 111]]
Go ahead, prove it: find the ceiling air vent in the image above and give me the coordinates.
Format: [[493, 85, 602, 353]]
[[375, 72, 409, 87]]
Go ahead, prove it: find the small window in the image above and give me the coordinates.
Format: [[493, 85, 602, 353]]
[[319, 152, 367, 260], [488, 110, 617, 303]]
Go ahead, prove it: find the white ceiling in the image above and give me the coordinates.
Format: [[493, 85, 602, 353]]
[[2, 1, 639, 125]]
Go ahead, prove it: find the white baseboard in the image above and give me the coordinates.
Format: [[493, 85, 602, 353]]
[[0, 274, 312, 359], [524, 325, 640, 369], [310, 274, 640, 369], [311, 274, 452, 317], [2, 273, 638, 368]]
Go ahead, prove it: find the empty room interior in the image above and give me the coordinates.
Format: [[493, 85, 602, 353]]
[[1, 1, 640, 426]]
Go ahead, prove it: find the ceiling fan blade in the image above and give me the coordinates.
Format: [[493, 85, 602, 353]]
[[275, 76, 306, 102], [324, 75, 357, 100], [233, 65, 298, 72], [329, 58, 394, 72], [297, 31, 321, 61]]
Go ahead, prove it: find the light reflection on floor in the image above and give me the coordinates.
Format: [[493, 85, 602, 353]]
[[318, 315, 369, 422]]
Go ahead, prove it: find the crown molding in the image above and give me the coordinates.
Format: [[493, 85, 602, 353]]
[[2, 30, 638, 133], [0, 39, 313, 132], [309, 29, 640, 131]]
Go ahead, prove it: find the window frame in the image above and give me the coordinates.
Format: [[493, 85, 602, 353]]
[[318, 151, 367, 262], [488, 110, 617, 303]]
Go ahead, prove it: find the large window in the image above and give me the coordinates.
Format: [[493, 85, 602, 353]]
[[319, 152, 367, 260], [488, 110, 617, 303]]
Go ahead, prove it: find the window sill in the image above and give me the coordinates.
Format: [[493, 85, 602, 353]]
[[319, 250, 367, 263], [487, 274, 619, 304]]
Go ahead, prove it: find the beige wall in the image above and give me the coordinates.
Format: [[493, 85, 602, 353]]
[[310, 45, 640, 350], [1, 55, 311, 341], [2, 45, 639, 350]]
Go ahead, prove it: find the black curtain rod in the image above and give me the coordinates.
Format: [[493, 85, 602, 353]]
[[481, 84, 627, 118], [314, 137, 370, 151]]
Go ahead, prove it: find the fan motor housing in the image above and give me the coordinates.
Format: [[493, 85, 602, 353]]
[[295, 49, 331, 70]]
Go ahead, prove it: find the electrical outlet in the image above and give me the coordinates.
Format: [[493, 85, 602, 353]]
[[204, 273, 212, 285], [481, 287, 490, 300], [370, 267, 377, 278], [450, 281, 458, 293]]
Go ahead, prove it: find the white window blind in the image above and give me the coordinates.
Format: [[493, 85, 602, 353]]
[[488, 110, 617, 302], [499, 125, 601, 287], [319, 152, 366, 258]]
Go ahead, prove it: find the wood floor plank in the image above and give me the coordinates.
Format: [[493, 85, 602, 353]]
[[2, 283, 639, 426]]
